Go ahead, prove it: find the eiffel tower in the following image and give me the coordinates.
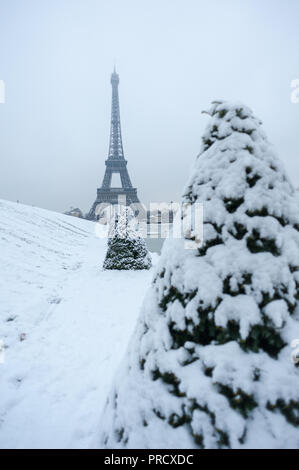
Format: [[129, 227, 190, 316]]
[[88, 68, 140, 220]]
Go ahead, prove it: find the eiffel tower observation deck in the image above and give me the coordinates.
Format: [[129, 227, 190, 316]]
[[88, 69, 140, 220]]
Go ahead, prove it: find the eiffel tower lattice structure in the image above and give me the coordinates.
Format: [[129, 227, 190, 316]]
[[88, 69, 140, 220]]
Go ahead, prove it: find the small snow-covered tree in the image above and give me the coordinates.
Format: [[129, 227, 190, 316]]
[[103, 206, 151, 270], [99, 102, 299, 448]]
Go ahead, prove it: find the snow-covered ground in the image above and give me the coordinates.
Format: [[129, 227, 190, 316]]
[[0, 199, 156, 449]]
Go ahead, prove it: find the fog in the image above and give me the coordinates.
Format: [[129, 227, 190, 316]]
[[0, 0, 299, 213]]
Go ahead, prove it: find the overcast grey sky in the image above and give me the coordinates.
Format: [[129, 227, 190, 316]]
[[0, 0, 299, 213]]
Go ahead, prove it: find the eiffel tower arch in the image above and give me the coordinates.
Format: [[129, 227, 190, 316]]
[[88, 69, 140, 220]]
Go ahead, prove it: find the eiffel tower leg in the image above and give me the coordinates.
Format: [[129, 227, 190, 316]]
[[87, 200, 99, 220], [102, 167, 113, 188], [120, 167, 133, 188], [88, 199, 112, 220]]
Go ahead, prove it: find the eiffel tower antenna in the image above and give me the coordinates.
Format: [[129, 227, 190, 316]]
[[88, 69, 140, 220]]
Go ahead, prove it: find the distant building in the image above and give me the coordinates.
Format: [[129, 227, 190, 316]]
[[64, 207, 84, 219]]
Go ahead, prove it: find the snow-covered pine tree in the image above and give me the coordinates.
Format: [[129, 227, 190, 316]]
[[103, 206, 151, 270], [99, 101, 299, 448]]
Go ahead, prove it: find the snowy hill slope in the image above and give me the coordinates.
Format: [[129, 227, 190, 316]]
[[0, 199, 154, 448]]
